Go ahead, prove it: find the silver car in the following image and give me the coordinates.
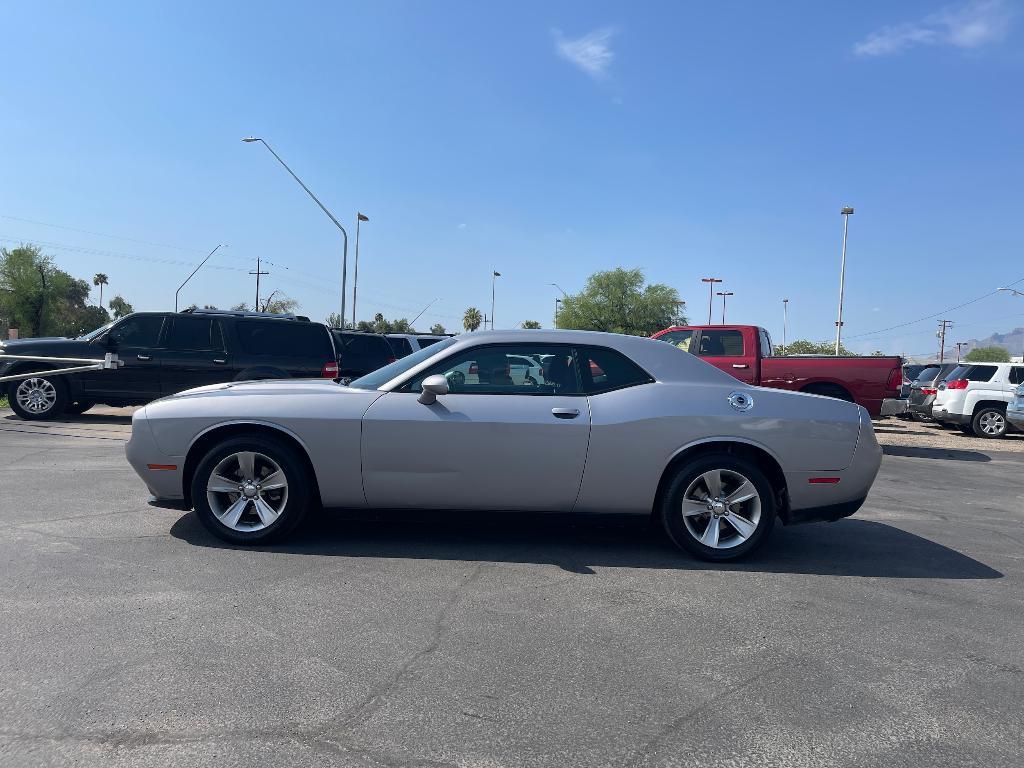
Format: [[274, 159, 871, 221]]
[[126, 330, 882, 561]]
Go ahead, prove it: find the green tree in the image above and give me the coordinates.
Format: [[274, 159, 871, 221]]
[[463, 307, 483, 332], [325, 312, 344, 329], [0, 245, 93, 337], [520, 320, 542, 329], [965, 345, 1010, 363], [556, 268, 682, 336], [234, 293, 300, 314], [108, 295, 133, 319], [73, 305, 111, 336], [429, 323, 446, 335], [92, 273, 108, 306], [776, 339, 853, 356]]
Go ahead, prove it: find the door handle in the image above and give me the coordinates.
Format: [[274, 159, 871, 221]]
[[551, 408, 580, 419], [732, 364, 749, 369], [136, 354, 152, 361], [213, 358, 227, 364]]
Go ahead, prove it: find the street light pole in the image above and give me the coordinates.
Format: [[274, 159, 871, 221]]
[[782, 298, 789, 352], [554, 297, 562, 328], [352, 212, 369, 327], [955, 342, 967, 362], [716, 291, 734, 324], [175, 243, 226, 312], [491, 271, 501, 329], [242, 137, 349, 321], [701, 278, 722, 324], [835, 206, 854, 355]]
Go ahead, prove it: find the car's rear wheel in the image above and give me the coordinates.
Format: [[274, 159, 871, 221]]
[[659, 454, 776, 561], [9, 374, 68, 420], [191, 434, 310, 544], [972, 407, 1007, 439]]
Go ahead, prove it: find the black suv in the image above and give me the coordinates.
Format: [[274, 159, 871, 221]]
[[0, 309, 338, 420], [331, 330, 396, 382]]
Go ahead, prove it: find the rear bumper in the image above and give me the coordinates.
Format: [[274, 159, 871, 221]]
[[879, 398, 908, 417], [787, 496, 866, 525], [930, 407, 970, 425]]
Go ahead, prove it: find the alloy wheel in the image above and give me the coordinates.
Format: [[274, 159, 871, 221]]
[[206, 451, 289, 532], [979, 411, 1006, 436], [15, 378, 57, 415], [680, 468, 762, 549]]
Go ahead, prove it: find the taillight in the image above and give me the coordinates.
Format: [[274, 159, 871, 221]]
[[885, 367, 902, 393], [321, 361, 339, 378], [945, 379, 969, 390], [386, 357, 396, 364], [921, 387, 937, 395]]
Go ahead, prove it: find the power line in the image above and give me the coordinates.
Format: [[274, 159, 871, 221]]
[[0, 235, 248, 273], [0, 214, 207, 254]]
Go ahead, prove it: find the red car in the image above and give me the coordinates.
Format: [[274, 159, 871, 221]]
[[652, 325, 903, 418]]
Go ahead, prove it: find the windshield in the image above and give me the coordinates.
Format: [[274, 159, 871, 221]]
[[348, 337, 458, 390], [76, 321, 115, 341]]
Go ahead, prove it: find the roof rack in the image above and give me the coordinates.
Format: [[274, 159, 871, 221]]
[[180, 308, 309, 321]]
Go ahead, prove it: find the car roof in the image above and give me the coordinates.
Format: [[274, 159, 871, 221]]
[[378, 329, 740, 389]]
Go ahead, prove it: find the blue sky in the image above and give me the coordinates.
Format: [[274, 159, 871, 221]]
[[2, 0, 1022, 355]]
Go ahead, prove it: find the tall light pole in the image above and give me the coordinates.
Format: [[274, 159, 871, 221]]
[[242, 137, 349, 321], [491, 271, 501, 329], [701, 278, 722, 324], [554, 297, 562, 328], [782, 298, 789, 353], [716, 291, 734, 324], [835, 206, 854, 355], [175, 243, 226, 312], [352, 212, 369, 327], [955, 342, 967, 362]]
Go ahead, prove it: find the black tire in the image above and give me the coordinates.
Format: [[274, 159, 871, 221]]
[[971, 406, 1008, 439], [191, 434, 311, 545], [64, 400, 95, 416], [7, 374, 69, 420], [659, 454, 777, 561], [802, 383, 855, 403]]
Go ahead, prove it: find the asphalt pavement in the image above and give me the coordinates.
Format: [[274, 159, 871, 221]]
[[0, 407, 1021, 767]]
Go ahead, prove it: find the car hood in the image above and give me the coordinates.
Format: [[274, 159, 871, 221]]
[[163, 377, 361, 400], [0, 337, 99, 361]]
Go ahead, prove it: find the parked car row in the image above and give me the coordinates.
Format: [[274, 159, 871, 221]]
[[0, 308, 449, 420], [901, 361, 1024, 439]]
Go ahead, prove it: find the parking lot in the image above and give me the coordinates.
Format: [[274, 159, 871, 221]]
[[1, 406, 1022, 768]]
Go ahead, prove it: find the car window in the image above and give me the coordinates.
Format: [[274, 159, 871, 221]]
[[348, 337, 458, 390], [915, 366, 941, 383], [698, 330, 744, 356], [166, 316, 219, 351], [338, 333, 391, 357], [577, 346, 653, 394], [1009, 367, 1024, 385], [759, 328, 773, 357], [388, 337, 414, 358], [236, 321, 331, 358], [658, 330, 693, 353], [418, 337, 443, 348], [108, 315, 164, 347], [407, 345, 579, 395], [963, 365, 997, 382]]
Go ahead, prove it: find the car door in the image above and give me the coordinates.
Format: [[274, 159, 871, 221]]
[[360, 343, 590, 511], [159, 316, 232, 394], [82, 313, 166, 401], [695, 328, 757, 384]]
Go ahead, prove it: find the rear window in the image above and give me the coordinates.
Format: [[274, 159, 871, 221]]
[[658, 330, 694, 352], [697, 330, 744, 357], [418, 337, 443, 348], [903, 365, 927, 381], [577, 346, 652, 394], [388, 337, 414, 358], [950, 365, 997, 382], [336, 333, 392, 356], [1010, 367, 1024, 385], [915, 367, 941, 383], [236, 320, 331, 358]]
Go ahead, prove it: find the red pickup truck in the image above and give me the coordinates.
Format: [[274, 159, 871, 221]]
[[651, 325, 903, 418]]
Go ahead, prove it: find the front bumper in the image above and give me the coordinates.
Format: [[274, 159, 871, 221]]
[[879, 398, 908, 417], [930, 406, 970, 425], [125, 408, 186, 501]]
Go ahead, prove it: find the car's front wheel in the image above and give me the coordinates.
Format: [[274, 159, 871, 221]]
[[9, 375, 68, 420], [971, 407, 1008, 439], [659, 454, 776, 561], [191, 434, 310, 544]]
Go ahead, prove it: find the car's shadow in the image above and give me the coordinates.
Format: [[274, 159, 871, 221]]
[[169, 509, 1002, 580], [882, 445, 991, 462]]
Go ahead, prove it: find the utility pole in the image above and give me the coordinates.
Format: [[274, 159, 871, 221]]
[[249, 258, 269, 311], [701, 277, 722, 324], [955, 342, 967, 363], [937, 319, 953, 364], [835, 206, 854, 355]]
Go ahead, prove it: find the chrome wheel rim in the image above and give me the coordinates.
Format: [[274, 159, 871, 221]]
[[15, 378, 57, 414], [206, 451, 288, 532], [681, 469, 762, 549], [979, 412, 1005, 435]]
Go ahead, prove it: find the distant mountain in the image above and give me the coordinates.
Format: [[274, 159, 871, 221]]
[[942, 326, 1024, 360]]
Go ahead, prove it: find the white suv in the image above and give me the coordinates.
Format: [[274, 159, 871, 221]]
[[386, 333, 449, 358], [931, 362, 1024, 438]]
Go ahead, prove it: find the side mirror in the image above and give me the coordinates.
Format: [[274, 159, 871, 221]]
[[102, 333, 116, 349], [418, 374, 449, 405]]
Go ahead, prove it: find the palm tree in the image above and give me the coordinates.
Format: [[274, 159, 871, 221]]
[[93, 273, 109, 306], [520, 320, 542, 329], [463, 307, 483, 332]]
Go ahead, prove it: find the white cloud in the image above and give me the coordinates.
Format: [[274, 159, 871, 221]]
[[854, 0, 1012, 57], [457, 223, 467, 230], [553, 27, 615, 79]]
